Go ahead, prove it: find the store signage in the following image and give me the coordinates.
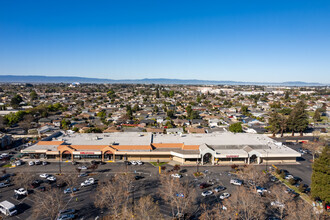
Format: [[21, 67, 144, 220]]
[[80, 152, 94, 155], [226, 155, 239, 158], [73, 151, 101, 155]]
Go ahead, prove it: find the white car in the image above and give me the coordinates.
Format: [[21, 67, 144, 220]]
[[78, 166, 87, 170], [0, 182, 11, 188], [29, 161, 34, 166], [35, 160, 41, 165], [219, 192, 231, 200], [15, 160, 22, 166], [81, 178, 95, 187], [285, 175, 294, 180], [202, 190, 213, 197], [137, 161, 143, 165], [256, 186, 268, 194], [40, 173, 49, 178], [47, 176, 56, 181], [131, 161, 137, 165], [230, 179, 242, 186], [271, 201, 285, 208], [14, 188, 28, 195], [171, 174, 182, 178]]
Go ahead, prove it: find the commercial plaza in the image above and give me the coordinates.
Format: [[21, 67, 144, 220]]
[[21, 132, 301, 165]]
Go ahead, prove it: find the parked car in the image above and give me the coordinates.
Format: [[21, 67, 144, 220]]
[[230, 179, 243, 186], [213, 186, 226, 192], [270, 176, 278, 182], [64, 188, 78, 194], [35, 160, 41, 165], [137, 160, 143, 165], [78, 173, 88, 177], [14, 188, 28, 195], [13, 193, 25, 200], [31, 180, 43, 188], [40, 173, 50, 178], [131, 161, 137, 165], [56, 182, 67, 188], [14, 160, 22, 166], [57, 214, 76, 220], [171, 174, 183, 178], [81, 178, 95, 187], [201, 190, 213, 197], [37, 186, 46, 192], [59, 209, 76, 215], [285, 174, 294, 180], [271, 201, 285, 208], [135, 175, 144, 180], [0, 182, 11, 188], [199, 183, 211, 189], [256, 186, 268, 194], [219, 192, 231, 200], [29, 161, 35, 166], [90, 160, 98, 165], [47, 176, 56, 182], [78, 166, 87, 170], [42, 161, 48, 166]]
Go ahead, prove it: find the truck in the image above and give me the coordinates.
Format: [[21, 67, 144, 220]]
[[0, 200, 17, 216]]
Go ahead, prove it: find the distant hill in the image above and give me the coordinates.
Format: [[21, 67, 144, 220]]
[[0, 75, 326, 86]]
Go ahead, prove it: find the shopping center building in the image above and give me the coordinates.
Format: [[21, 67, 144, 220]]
[[21, 132, 301, 165]]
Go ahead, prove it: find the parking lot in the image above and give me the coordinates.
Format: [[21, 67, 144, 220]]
[[0, 142, 314, 219]]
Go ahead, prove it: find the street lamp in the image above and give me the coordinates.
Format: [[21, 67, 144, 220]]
[[58, 151, 62, 174]]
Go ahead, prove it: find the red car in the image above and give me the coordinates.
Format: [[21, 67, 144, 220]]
[[199, 183, 211, 189]]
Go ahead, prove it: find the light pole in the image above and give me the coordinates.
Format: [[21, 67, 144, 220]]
[[58, 151, 61, 174]]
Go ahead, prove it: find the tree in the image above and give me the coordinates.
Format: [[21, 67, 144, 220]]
[[240, 165, 268, 192], [126, 105, 133, 119], [59, 174, 79, 195], [132, 104, 140, 112], [284, 91, 290, 100], [268, 184, 292, 219], [223, 186, 266, 220], [94, 173, 133, 218], [107, 89, 116, 99], [10, 94, 23, 108], [268, 112, 281, 137], [241, 105, 248, 115], [286, 199, 322, 220], [155, 89, 160, 98], [159, 175, 197, 218], [30, 90, 38, 100], [167, 110, 175, 118], [303, 141, 324, 161], [228, 122, 243, 133], [97, 110, 107, 118], [288, 101, 309, 136], [18, 114, 34, 132], [0, 116, 4, 131], [199, 203, 224, 220], [61, 119, 70, 129], [32, 189, 65, 220], [13, 172, 35, 189], [313, 109, 321, 122], [134, 196, 162, 220], [311, 146, 330, 205]]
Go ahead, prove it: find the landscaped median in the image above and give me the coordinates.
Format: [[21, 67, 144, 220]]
[[149, 162, 168, 167], [272, 171, 314, 206]]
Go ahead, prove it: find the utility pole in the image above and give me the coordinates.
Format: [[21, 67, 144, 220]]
[[58, 151, 61, 174]]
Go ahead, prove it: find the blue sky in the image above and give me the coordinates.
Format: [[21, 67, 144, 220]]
[[0, 0, 329, 83]]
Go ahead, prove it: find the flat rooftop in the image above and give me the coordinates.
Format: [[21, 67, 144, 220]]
[[22, 132, 300, 157]]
